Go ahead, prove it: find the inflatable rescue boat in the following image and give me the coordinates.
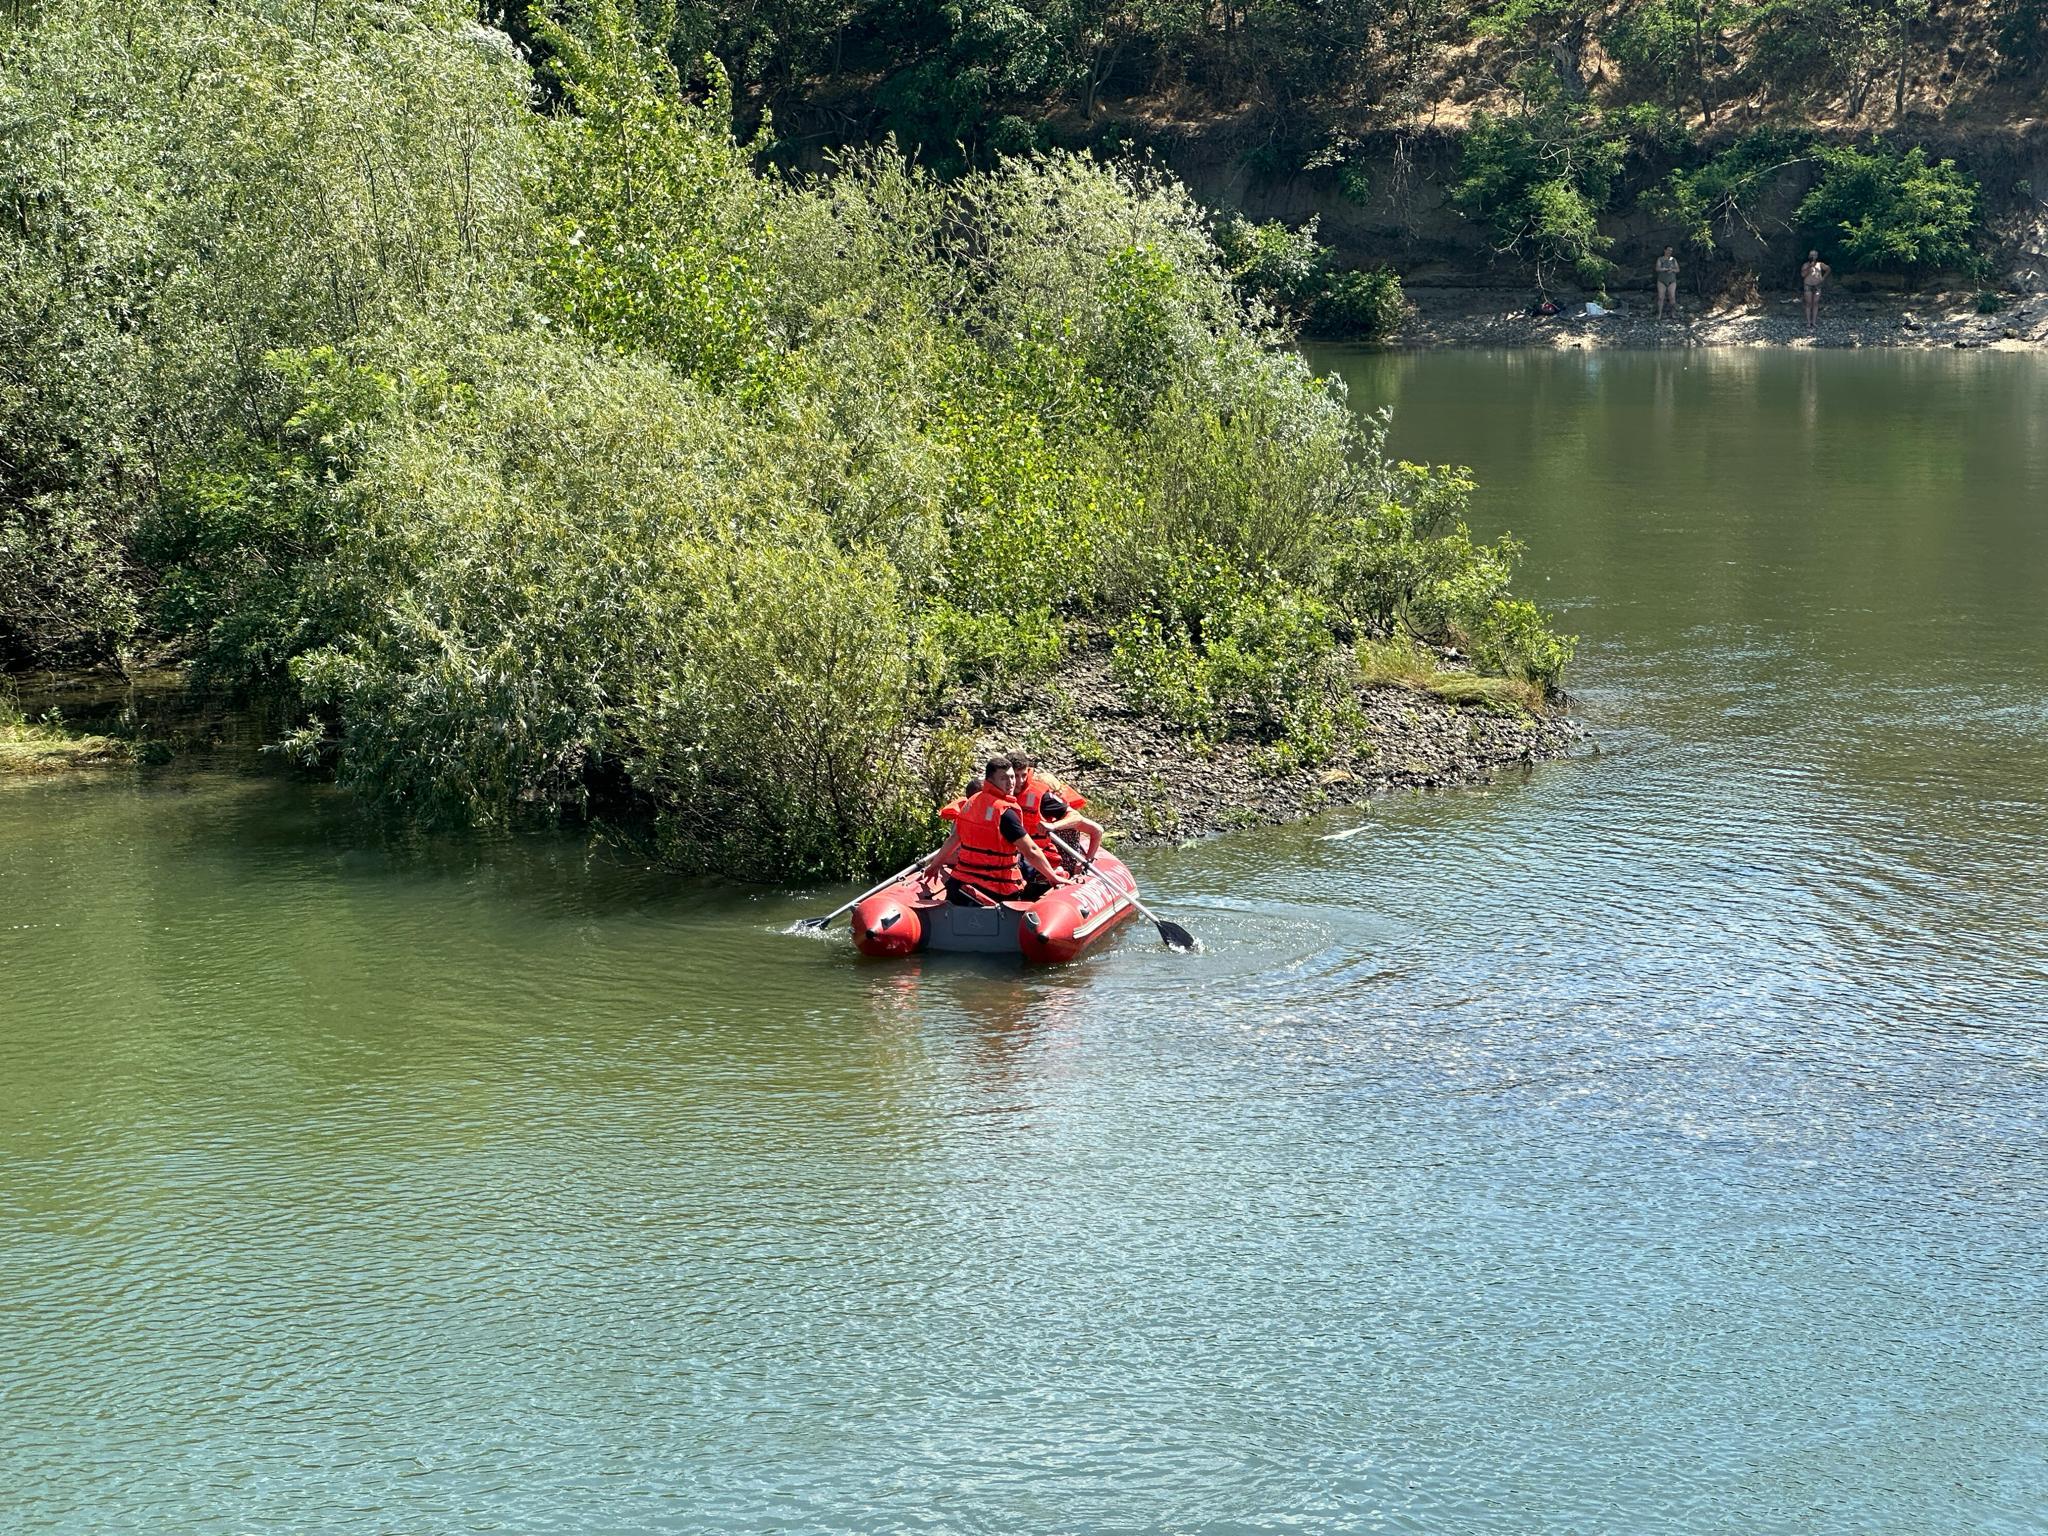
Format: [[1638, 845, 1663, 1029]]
[[850, 852, 1142, 964]]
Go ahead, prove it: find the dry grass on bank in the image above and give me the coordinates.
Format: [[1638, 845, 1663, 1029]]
[[0, 694, 131, 775], [1356, 639, 1549, 715]]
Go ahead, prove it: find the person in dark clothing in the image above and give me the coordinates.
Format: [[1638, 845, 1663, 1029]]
[[1006, 749, 1103, 883]]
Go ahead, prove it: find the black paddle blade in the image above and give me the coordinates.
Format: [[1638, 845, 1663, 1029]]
[[793, 916, 830, 932], [1155, 919, 1198, 953]]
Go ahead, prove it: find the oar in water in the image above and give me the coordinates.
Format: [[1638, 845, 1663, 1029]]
[[792, 850, 939, 933], [1048, 831, 1198, 954]]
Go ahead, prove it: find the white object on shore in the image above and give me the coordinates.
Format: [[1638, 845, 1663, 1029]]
[[1583, 301, 1607, 317]]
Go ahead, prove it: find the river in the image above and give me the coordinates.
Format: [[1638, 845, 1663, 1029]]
[[4, 349, 2045, 1533]]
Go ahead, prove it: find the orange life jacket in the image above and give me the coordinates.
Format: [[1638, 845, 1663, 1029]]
[[947, 786, 1026, 897], [1018, 771, 1087, 862]]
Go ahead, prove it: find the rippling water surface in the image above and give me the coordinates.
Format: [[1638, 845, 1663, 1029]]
[[5, 350, 2046, 1533]]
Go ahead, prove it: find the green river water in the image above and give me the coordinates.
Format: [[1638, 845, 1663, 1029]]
[[3, 349, 2045, 1534]]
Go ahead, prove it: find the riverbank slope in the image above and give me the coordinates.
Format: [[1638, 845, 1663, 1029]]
[[1395, 285, 2048, 350], [949, 655, 1582, 845]]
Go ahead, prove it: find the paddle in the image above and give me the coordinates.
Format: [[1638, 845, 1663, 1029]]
[[1047, 831, 1198, 954], [793, 848, 938, 933]]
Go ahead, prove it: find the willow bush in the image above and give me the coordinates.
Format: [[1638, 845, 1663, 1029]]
[[0, 0, 532, 663], [4, 0, 1572, 877]]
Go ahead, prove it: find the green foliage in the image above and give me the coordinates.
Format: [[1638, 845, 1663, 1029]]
[[0, 0, 532, 663], [1748, 0, 1906, 114], [1649, 127, 1814, 254], [1601, 0, 1743, 116], [3, 0, 1570, 877], [1313, 268, 1406, 341], [922, 602, 1067, 695], [1215, 214, 1405, 342], [1976, 290, 2002, 314], [532, 13, 780, 390], [1603, 0, 1697, 102], [1109, 588, 1348, 757], [1471, 598, 1575, 689], [481, 0, 2030, 195], [1470, 0, 1605, 90], [1454, 104, 1627, 288], [1216, 214, 1328, 308], [1795, 142, 1979, 276], [140, 348, 401, 695], [1993, 0, 2048, 72]]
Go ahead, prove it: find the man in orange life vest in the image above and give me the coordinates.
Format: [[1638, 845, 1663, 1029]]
[[922, 756, 1068, 904], [1006, 749, 1102, 873]]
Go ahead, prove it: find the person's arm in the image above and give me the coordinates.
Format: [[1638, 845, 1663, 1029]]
[[1044, 809, 1102, 862], [999, 808, 1063, 883], [920, 827, 962, 884], [1015, 835, 1063, 883], [1066, 812, 1104, 861]]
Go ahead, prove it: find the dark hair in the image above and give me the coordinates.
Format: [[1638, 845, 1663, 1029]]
[[1005, 749, 1035, 773], [983, 756, 1012, 780]]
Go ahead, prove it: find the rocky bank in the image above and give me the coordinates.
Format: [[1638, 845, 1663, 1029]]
[[958, 655, 1584, 845], [1395, 284, 2048, 351]]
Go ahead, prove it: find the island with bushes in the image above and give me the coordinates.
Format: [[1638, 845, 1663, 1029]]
[[17, 1, 2037, 865], [1, 0, 1585, 871]]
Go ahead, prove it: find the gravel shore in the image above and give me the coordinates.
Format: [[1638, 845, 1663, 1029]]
[[966, 654, 1584, 845], [1397, 285, 2048, 351]]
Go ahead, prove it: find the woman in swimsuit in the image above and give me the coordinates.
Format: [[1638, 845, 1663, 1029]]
[[1801, 250, 1831, 330], [1655, 247, 1680, 319]]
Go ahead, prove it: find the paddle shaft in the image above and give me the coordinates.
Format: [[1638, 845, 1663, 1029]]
[[1047, 831, 1196, 951], [799, 849, 937, 930]]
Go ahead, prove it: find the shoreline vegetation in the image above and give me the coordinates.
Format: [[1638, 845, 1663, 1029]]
[[0, 654, 1582, 845], [1393, 286, 2048, 349], [0, 0, 1576, 875], [8, 2, 2040, 865], [0, 684, 131, 776], [939, 651, 1583, 845]]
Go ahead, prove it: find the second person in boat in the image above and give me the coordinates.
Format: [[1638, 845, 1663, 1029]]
[[1007, 749, 1103, 874]]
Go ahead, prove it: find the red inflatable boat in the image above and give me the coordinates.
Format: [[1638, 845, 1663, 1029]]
[[850, 852, 1142, 964]]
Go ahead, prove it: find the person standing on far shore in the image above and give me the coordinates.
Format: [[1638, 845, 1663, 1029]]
[[1655, 246, 1680, 319], [1801, 250, 1831, 330]]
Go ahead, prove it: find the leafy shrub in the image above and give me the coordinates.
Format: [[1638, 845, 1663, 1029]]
[[1602, 0, 1698, 106], [1310, 268, 1406, 342], [0, 0, 532, 664], [1110, 586, 1347, 750], [620, 543, 932, 878], [1471, 598, 1576, 690], [1215, 214, 1328, 308], [1976, 290, 2003, 314], [1649, 128, 1814, 255], [1453, 106, 1626, 288], [1795, 143, 1980, 277], [987, 114, 1040, 159], [921, 602, 1067, 697], [1214, 215, 1404, 341]]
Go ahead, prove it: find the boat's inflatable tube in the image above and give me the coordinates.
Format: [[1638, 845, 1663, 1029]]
[[851, 852, 1141, 965]]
